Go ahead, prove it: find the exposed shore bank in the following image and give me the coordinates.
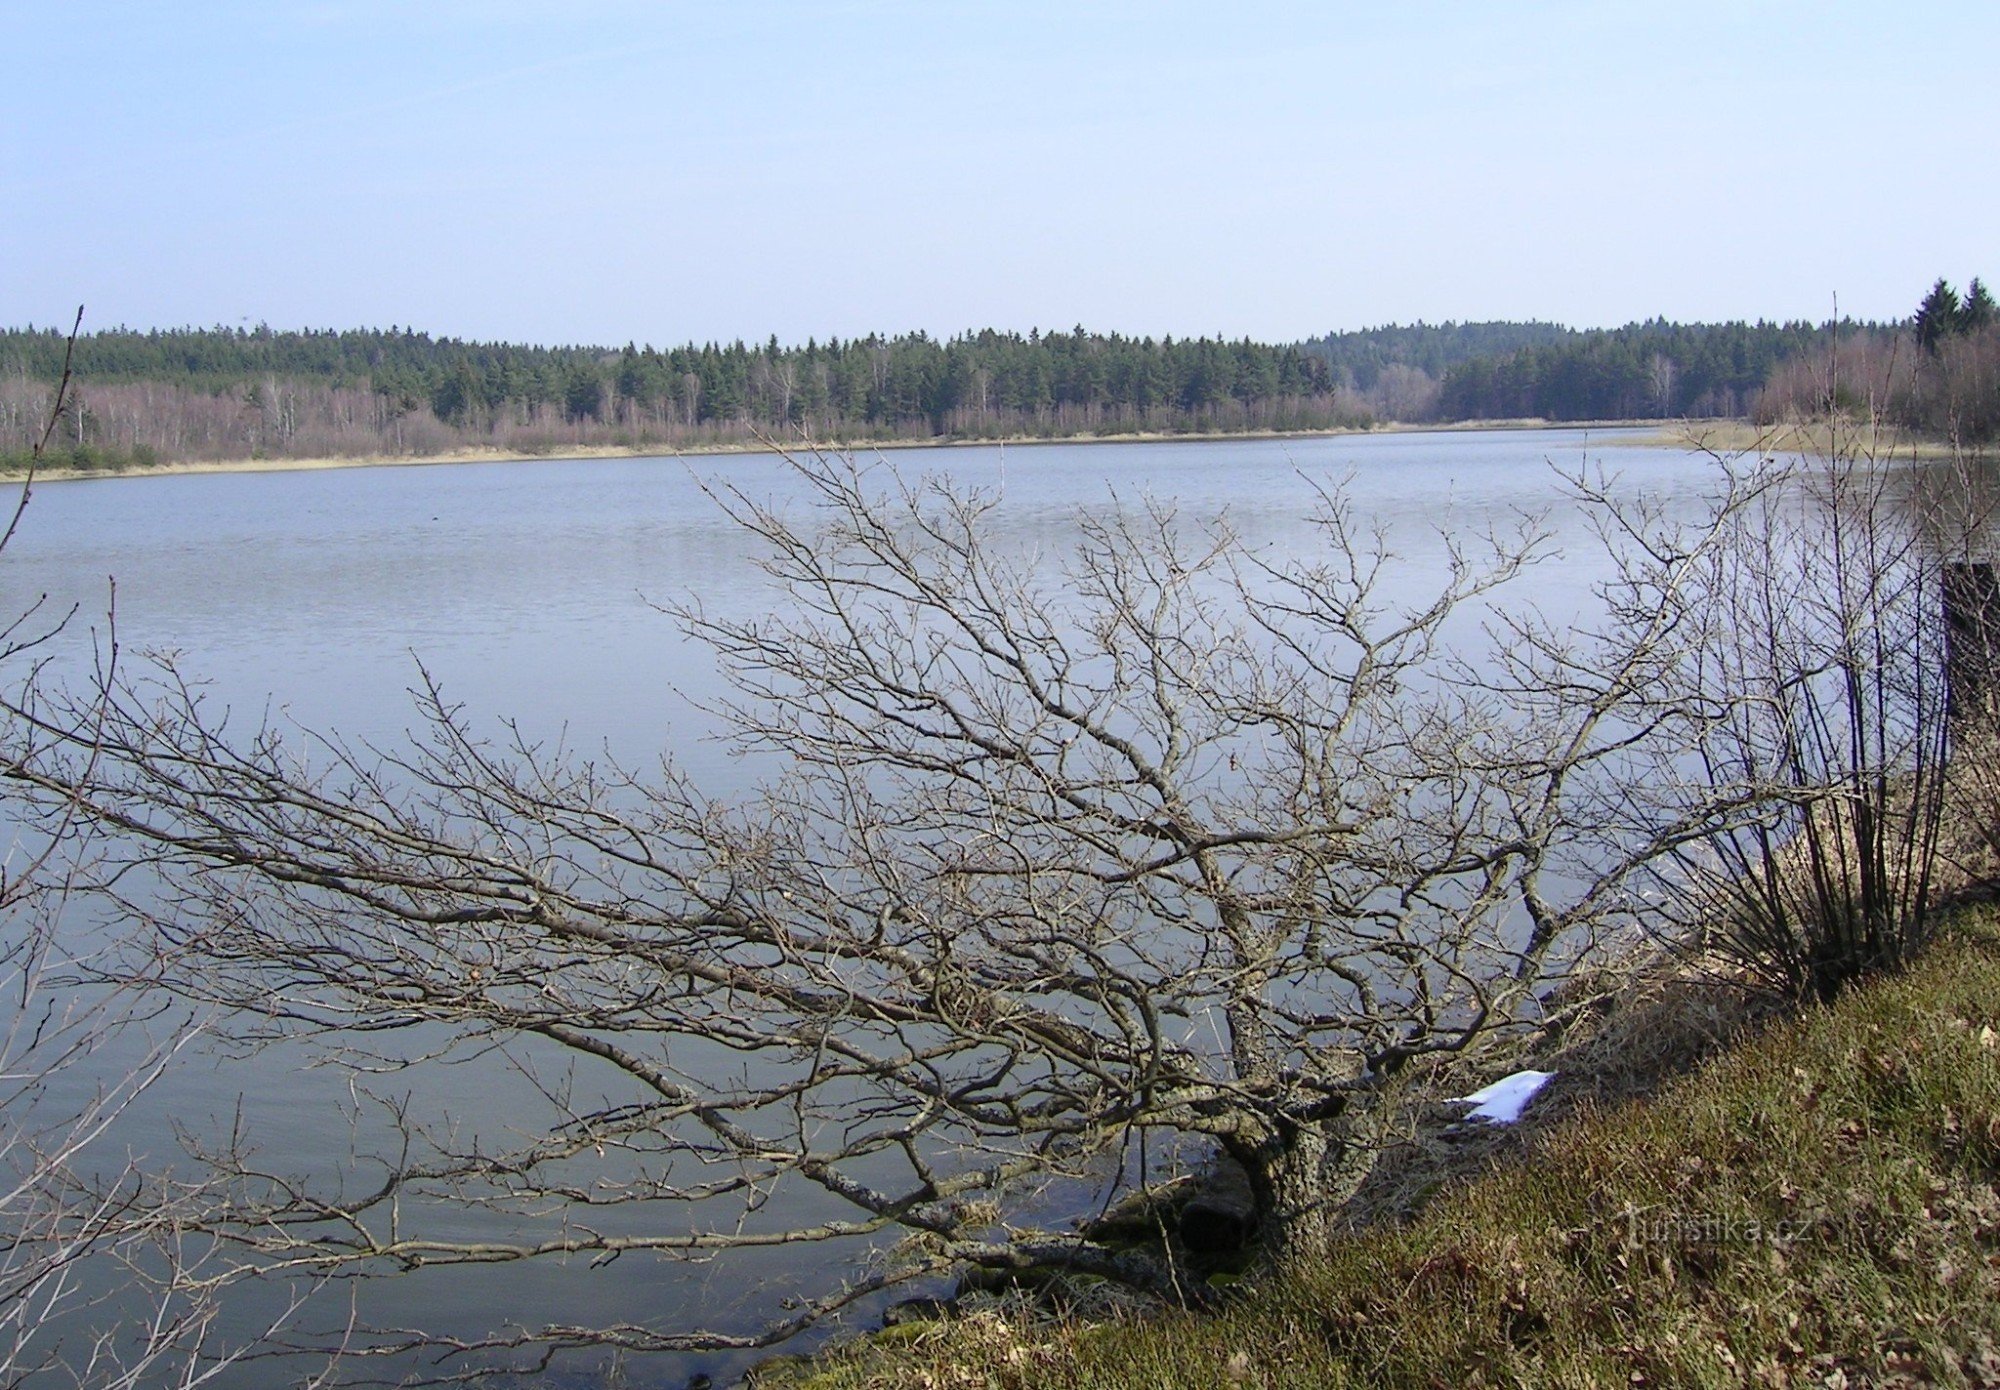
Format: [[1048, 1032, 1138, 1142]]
[[17, 416, 1965, 490], [1599, 416, 1969, 459], [3, 418, 1655, 486]]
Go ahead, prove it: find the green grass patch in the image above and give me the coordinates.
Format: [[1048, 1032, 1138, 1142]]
[[0, 443, 163, 474], [787, 911, 2000, 1388]]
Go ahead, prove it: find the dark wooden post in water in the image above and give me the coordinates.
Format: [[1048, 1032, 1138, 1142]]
[[1946, 562, 2000, 737]]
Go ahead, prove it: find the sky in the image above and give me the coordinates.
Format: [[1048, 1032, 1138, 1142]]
[[8, 1, 1998, 348]]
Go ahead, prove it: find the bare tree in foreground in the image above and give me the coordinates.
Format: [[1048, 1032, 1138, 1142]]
[[0, 434, 1972, 1373], [1584, 417, 1996, 1001]]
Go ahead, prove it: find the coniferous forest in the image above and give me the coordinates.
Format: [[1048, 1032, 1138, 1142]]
[[5, 299, 1989, 472]]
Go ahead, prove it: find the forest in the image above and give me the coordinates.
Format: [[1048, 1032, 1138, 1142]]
[[4, 303, 1985, 472], [0, 327, 1362, 468], [1433, 318, 1842, 421]]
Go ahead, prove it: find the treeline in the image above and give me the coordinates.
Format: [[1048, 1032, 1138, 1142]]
[[1758, 278, 1998, 443], [9, 307, 1976, 472], [0, 326, 1373, 469]]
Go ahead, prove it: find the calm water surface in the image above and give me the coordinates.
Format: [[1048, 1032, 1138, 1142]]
[[9, 428, 1709, 763], [3, 428, 1725, 1385]]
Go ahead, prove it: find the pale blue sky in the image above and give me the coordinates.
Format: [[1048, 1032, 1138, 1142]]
[[8, 1, 1995, 346]]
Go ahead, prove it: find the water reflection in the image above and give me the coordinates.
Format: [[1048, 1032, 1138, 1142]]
[[1897, 450, 2000, 563]]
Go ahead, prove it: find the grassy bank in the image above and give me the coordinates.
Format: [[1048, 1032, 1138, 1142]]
[[784, 909, 2000, 1388]]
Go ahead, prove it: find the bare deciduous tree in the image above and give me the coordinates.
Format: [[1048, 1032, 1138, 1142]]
[[0, 431, 1974, 1373], [1663, 435, 1991, 997], [0, 447, 1645, 1353]]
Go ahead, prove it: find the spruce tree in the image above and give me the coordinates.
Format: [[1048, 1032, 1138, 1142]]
[[1914, 277, 1963, 353], [1959, 277, 1996, 333]]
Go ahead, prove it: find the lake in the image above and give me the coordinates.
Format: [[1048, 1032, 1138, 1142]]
[[0, 427, 1732, 1387]]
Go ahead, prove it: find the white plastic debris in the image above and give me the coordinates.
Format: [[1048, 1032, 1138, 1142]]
[[1451, 1069, 1556, 1125]]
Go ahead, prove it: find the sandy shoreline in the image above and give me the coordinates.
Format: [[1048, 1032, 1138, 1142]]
[[43, 415, 1977, 487], [3, 419, 1666, 486], [1594, 418, 1968, 460]]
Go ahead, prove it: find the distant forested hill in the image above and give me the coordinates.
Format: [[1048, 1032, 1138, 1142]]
[[1434, 319, 1859, 421], [1300, 321, 1576, 388], [1299, 319, 1870, 423]]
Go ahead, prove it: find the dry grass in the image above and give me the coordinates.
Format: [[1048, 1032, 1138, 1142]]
[[1597, 417, 1963, 461], [780, 908, 2000, 1388], [1942, 724, 2000, 902], [1334, 947, 1777, 1233]]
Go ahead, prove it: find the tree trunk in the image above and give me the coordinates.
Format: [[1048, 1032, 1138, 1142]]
[[1231, 1110, 1381, 1273]]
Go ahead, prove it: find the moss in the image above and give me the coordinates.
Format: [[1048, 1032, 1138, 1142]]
[[868, 1322, 940, 1348], [744, 1351, 819, 1386]]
